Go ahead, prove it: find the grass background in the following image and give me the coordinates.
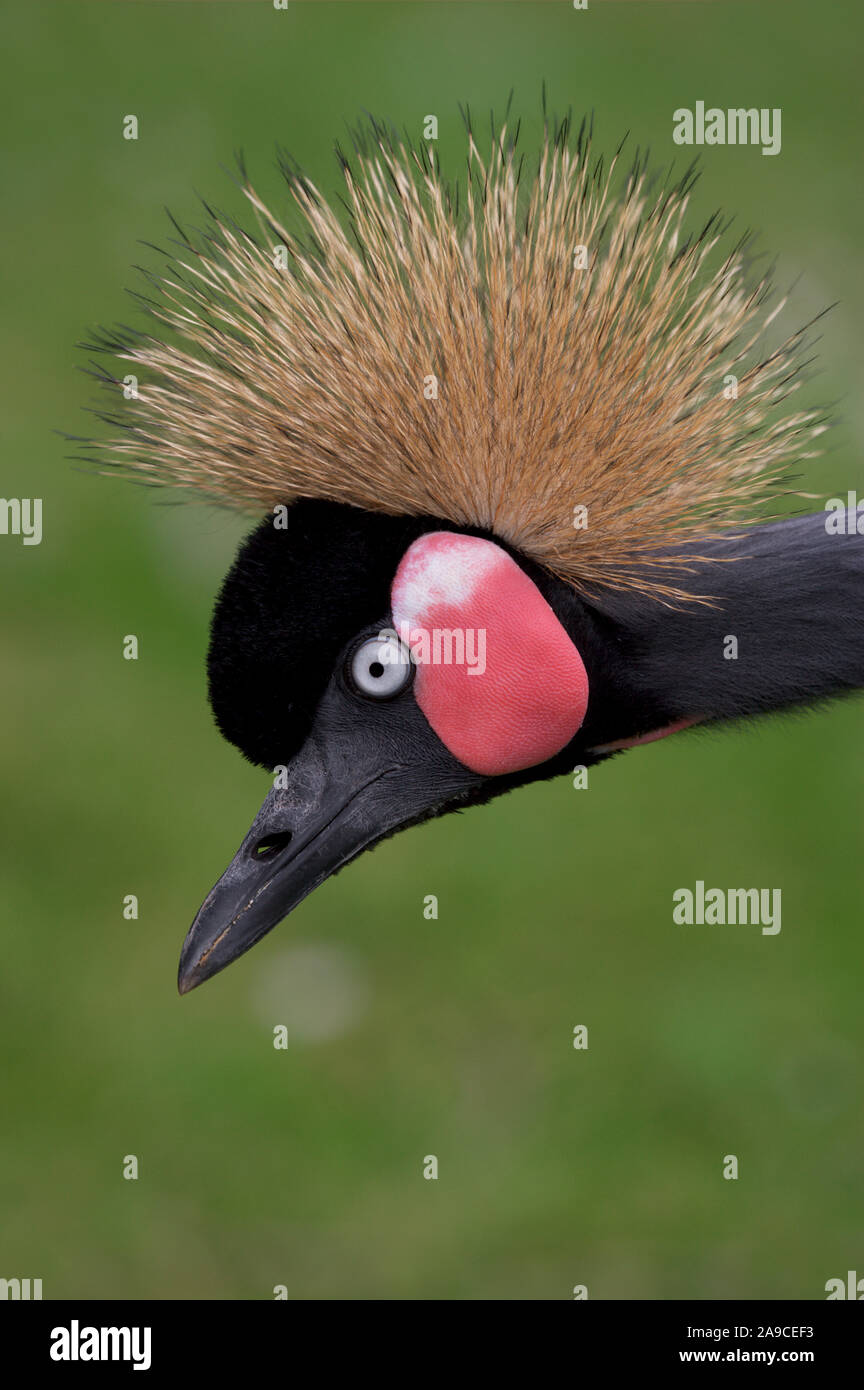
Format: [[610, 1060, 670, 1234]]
[[1, 0, 862, 1299]]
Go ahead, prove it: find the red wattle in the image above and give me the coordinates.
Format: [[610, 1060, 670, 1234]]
[[391, 532, 589, 776]]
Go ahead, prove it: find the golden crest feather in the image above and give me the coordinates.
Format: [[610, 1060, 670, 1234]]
[[80, 111, 827, 601]]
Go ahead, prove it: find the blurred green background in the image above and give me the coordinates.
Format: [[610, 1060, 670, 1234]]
[[2, 0, 862, 1300]]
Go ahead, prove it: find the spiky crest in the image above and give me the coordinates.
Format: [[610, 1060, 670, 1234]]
[[77, 110, 829, 600]]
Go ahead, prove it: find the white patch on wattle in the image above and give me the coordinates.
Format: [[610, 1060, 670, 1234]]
[[392, 533, 503, 628]]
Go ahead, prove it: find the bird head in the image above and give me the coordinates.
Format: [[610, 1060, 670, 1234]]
[[181, 502, 603, 991], [76, 109, 862, 993]]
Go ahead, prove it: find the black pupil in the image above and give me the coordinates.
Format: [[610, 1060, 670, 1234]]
[[369, 660, 385, 679]]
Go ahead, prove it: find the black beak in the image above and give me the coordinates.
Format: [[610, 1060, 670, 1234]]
[[178, 683, 482, 993]]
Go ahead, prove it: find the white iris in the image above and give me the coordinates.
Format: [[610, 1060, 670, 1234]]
[[349, 635, 413, 699]]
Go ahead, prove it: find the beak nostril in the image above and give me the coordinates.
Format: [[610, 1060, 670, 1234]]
[[252, 830, 293, 860]]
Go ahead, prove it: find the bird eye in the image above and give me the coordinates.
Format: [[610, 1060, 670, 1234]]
[[348, 634, 414, 700]]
